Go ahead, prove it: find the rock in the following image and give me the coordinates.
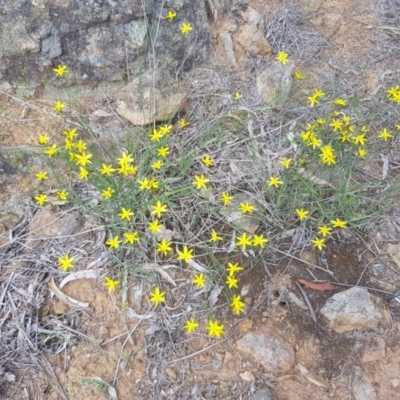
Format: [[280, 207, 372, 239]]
[[240, 371, 255, 382], [219, 31, 237, 65], [390, 378, 400, 388], [0, 0, 212, 88], [385, 244, 400, 271], [247, 388, 275, 400], [256, 62, 294, 107], [362, 336, 386, 363], [320, 287, 390, 333], [218, 193, 260, 234], [236, 330, 295, 375], [234, 24, 272, 58], [352, 366, 376, 400], [165, 368, 177, 380], [27, 208, 84, 246], [240, 7, 264, 31], [117, 89, 187, 125]]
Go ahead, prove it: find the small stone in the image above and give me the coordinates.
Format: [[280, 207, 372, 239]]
[[244, 297, 252, 305], [390, 378, 400, 388], [234, 24, 271, 57], [385, 244, 400, 271], [320, 287, 390, 333], [219, 31, 236, 65], [239, 319, 253, 333], [352, 366, 376, 400], [240, 371, 255, 382], [236, 330, 295, 375], [362, 336, 385, 363], [247, 388, 275, 400], [165, 368, 177, 380]]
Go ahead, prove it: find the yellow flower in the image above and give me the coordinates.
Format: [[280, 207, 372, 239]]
[[53, 100, 65, 112], [180, 22, 192, 34], [308, 94, 319, 107], [119, 207, 134, 222], [231, 295, 245, 315], [334, 98, 347, 106], [221, 192, 234, 206], [253, 234, 269, 248], [329, 119, 342, 132], [353, 134, 367, 146], [74, 152, 93, 167], [318, 225, 332, 237], [53, 65, 68, 77], [201, 155, 214, 167], [124, 231, 139, 245], [267, 176, 283, 188], [101, 187, 115, 199], [38, 134, 50, 145], [151, 200, 168, 218], [235, 92, 242, 100], [117, 151, 134, 166], [138, 178, 152, 191], [177, 245, 194, 263], [151, 160, 163, 170], [74, 139, 87, 152], [236, 232, 252, 251], [58, 254, 74, 271], [79, 167, 89, 180], [319, 145, 336, 165], [226, 262, 243, 276], [149, 128, 163, 142], [166, 10, 177, 20], [104, 277, 119, 293], [35, 171, 48, 181], [57, 189, 68, 201], [193, 273, 206, 288], [295, 208, 309, 221], [157, 146, 170, 157], [207, 320, 224, 338], [358, 148, 367, 158], [276, 51, 289, 65], [148, 219, 163, 233], [226, 275, 238, 289], [239, 202, 255, 214], [331, 218, 347, 228], [280, 158, 292, 169], [44, 144, 59, 157], [193, 174, 209, 190], [149, 287, 166, 307], [378, 128, 393, 142], [99, 164, 115, 176], [179, 118, 189, 128], [63, 128, 78, 140], [156, 238, 173, 256], [106, 235, 122, 249], [387, 86, 400, 104], [295, 71, 305, 80], [34, 193, 47, 206], [184, 318, 199, 334], [209, 229, 223, 242], [159, 125, 172, 136], [311, 237, 326, 251]]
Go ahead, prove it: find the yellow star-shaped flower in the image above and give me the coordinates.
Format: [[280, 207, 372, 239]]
[[193, 273, 206, 288], [252, 234, 269, 248], [231, 295, 245, 315], [180, 22, 192, 34], [156, 238, 173, 256], [201, 155, 214, 167], [276, 51, 289, 65], [267, 176, 283, 188], [106, 235, 122, 249], [151, 200, 168, 218], [236, 232, 252, 251], [239, 202, 255, 214], [34, 193, 47, 206], [330, 218, 347, 228], [104, 277, 119, 293], [57, 254, 74, 272], [221, 192, 234, 206], [149, 287, 166, 307], [226, 262, 243, 276], [311, 237, 326, 251], [193, 174, 209, 190], [209, 229, 223, 242], [123, 231, 139, 245], [295, 208, 309, 221], [318, 226, 332, 237], [53, 65, 68, 77], [53, 100, 65, 112], [184, 318, 199, 334], [177, 245, 194, 263], [148, 219, 163, 233], [166, 10, 177, 20], [207, 320, 224, 338]]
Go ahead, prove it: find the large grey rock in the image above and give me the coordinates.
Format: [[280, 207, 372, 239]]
[[320, 287, 389, 333], [352, 366, 377, 400], [0, 0, 212, 86], [236, 330, 295, 375]]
